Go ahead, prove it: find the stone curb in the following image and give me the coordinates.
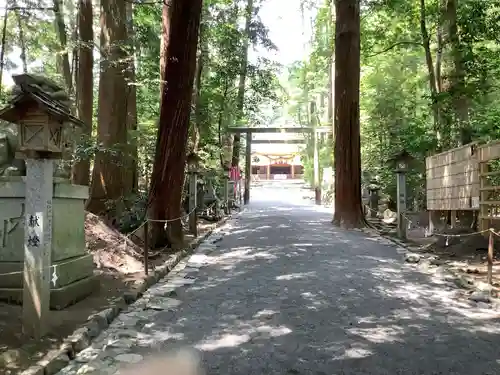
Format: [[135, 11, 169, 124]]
[[361, 227, 497, 301], [20, 214, 234, 375]]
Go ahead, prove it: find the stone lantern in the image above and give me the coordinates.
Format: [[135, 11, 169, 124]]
[[388, 150, 414, 240], [186, 152, 201, 173], [0, 74, 85, 338], [368, 177, 380, 218], [0, 74, 83, 159]]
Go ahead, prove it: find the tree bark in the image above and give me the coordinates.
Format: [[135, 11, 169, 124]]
[[86, 0, 128, 216], [420, 0, 442, 149], [148, 0, 203, 248], [332, 0, 364, 228], [15, 9, 27, 73], [53, 0, 73, 94], [444, 0, 470, 145], [0, 6, 9, 98], [71, 0, 93, 186], [124, 1, 139, 194], [231, 0, 253, 167], [191, 7, 209, 153]]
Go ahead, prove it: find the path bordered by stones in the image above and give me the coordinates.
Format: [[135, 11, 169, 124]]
[[54, 230, 226, 375], [52, 196, 500, 375]]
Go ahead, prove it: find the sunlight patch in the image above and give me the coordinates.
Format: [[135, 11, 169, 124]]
[[301, 291, 329, 310], [255, 324, 292, 337], [195, 333, 251, 351], [335, 346, 373, 360], [348, 325, 405, 344], [277, 271, 316, 281], [253, 309, 278, 318], [134, 330, 185, 347]]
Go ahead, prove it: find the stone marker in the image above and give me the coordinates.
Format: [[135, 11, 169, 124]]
[[22, 159, 54, 338]]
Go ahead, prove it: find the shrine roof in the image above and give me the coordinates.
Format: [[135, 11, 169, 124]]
[[0, 74, 84, 127]]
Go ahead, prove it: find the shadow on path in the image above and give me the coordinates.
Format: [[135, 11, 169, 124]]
[[61, 185, 500, 375]]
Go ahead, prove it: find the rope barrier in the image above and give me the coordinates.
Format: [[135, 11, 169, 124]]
[[0, 200, 224, 279], [363, 204, 500, 239], [364, 204, 499, 284]]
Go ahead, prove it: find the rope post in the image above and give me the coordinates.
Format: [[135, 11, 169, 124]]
[[488, 228, 494, 285], [223, 175, 230, 215], [188, 171, 198, 237], [144, 220, 149, 275]]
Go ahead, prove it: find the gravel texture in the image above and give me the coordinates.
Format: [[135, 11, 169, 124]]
[[55, 182, 500, 375]]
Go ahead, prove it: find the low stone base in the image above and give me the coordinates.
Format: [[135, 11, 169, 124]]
[[0, 254, 94, 289], [0, 274, 99, 310]]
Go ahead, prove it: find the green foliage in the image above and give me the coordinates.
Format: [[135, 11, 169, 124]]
[[285, 0, 500, 209]]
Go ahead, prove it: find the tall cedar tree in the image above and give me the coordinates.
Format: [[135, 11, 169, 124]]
[[71, 0, 93, 185], [332, 0, 364, 228], [231, 0, 253, 167], [86, 0, 128, 215], [148, 0, 203, 248]]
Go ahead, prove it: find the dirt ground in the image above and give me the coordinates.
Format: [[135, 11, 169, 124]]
[[407, 226, 500, 287], [0, 213, 217, 374]]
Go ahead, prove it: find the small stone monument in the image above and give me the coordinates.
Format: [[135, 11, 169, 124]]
[[368, 178, 380, 218], [186, 152, 201, 237], [388, 150, 414, 240], [0, 74, 94, 338]]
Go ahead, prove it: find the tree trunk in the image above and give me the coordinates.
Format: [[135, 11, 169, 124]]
[[148, 0, 203, 249], [419, 0, 442, 149], [0, 6, 9, 98], [53, 0, 73, 94], [191, 7, 208, 153], [124, 1, 139, 194], [327, 0, 334, 141], [444, 0, 471, 145], [16, 10, 27, 73], [86, 0, 128, 216], [71, 0, 93, 186], [332, 0, 364, 228], [231, 0, 253, 167]]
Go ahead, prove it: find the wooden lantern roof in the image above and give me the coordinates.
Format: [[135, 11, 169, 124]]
[[0, 74, 84, 127]]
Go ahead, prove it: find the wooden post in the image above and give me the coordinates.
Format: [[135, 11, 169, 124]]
[[22, 159, 53, 339], [488, 229, 494, 285], [223, 175, 229, 215], [479, 161, 489, 233], [144, 220, 149, 275], [311, 102, 321, 205], [188, 171, 198, 236], [450, 210, 456, 228], [244, 132, 251, 204], [428, 210, 435, 236], [396, 171, 407, 240], [239, 177, 243, 206]]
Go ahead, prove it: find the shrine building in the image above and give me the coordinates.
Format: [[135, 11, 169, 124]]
[[250, 131, 304, 180]]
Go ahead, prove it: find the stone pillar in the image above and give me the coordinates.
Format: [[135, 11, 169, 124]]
[[244, 132, 251, 204], [23, 159, 53, 339], [368, 181, 380, 218], [396, 172, 407, 240], [223, 175, 230, 214], [188, 171, 198, 237], [266, 164, 270, 180]]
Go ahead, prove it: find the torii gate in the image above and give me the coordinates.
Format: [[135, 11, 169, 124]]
[[228, 126, 332, 204]]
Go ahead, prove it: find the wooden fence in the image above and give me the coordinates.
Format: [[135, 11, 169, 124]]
[[426, 141, 500, 232]]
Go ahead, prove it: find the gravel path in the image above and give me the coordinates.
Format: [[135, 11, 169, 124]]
[[57, 183, 500, 375]]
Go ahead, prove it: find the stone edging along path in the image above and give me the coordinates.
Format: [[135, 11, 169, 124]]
[[361, 226, 500, 309], [21, 214, 234, 375]]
